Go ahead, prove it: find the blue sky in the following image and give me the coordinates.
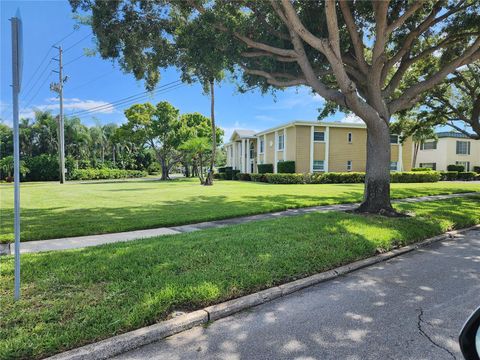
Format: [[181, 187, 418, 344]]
[[0, 0, 355, 142]]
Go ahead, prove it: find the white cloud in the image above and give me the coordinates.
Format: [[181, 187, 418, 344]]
[[18, 97, 117, 119], [338, 113, 364, 124], [257, 86, 324, 111]]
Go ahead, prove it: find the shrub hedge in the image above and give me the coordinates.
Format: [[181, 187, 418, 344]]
[[237, 173, 251, 181], [277, 161, 295, 173], [457, 172, 477, 181], [251, 171, 442, 184], [257, 164, 274, 174], [439, 171, 459, 181], [390, 171, 441, 183], [69, 168, 147, 181], [447, 164, 465, 172], [411, 167, 434, 172], [250, 173, 266, 182], [473, 166, 480, 174]]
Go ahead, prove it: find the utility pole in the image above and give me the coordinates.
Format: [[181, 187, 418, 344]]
[[51, 46, 66, 184]]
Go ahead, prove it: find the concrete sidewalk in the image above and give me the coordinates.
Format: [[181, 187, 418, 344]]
[[10, 191, 479, 254]]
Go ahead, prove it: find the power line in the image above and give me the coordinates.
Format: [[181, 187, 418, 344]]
[[63, 33, 91, 53], [21, 59, 53, 101], [52, 29, 78, 46], [64, 53, 85, 66], [21, 48, 53, 92], [23, 71, 54, 110], [73, 83, 186, 120], [69, 80, 183, 117]]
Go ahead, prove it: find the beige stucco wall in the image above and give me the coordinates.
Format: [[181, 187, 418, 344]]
[[264, 133, 275, 165], [328, 127, 367, 172], [402, 137, 413, 171], [286, 127, 296, 162], [295, 125, 311, 173], [417, 137, 480, 171]]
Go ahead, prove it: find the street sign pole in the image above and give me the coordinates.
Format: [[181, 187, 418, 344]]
[[11, 14, 22, 301]]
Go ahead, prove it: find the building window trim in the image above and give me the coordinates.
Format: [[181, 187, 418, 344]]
[[346, 160, 352, 171], [420, 141, 437, 150], [390, 134, 399, 144], [277, 134, 285, 151], [419, 163, 436, 170], [456, 141, 471, 155], [313, 131, 325, 142], [313, 160, 325, 172], [259, 139, 264, 154], [390, 161, 398, 172], [347, 132, 352, 143]]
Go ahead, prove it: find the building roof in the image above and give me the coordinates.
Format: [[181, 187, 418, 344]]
[[436, 131, 469, 139], [229, 129, 257, 142], [255, 120, 366, 136]]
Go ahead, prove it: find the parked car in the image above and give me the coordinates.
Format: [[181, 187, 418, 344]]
[[460, 307, 480, 360]]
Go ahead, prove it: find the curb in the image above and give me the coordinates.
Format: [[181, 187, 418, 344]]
[[45, 224, 480, 360]]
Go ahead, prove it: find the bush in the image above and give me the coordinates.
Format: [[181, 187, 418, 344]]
[[232, 170, 241, 180], [69, 168, 147, 181], [258, 164, 274, 174], [447, 164, 465, 172], [237, 173, 251, 181], [213, 173, 222, 179], [318, 172, 365, 184], [264, 173, 308, 184], [218, 167, 230, 174], [25, 155, 59, 181], [473, 166, 480, 174], [411, 167, 434, 172], [250, 173, 267, 182], [439, 171, 458, 181], [457, 172, 477, 181], [277, 161, 295, 173], [390, 171, 440, 183]]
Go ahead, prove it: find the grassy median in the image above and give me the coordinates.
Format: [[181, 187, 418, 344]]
[[1, 196, 479, 359], [0, 179, 479, 242]]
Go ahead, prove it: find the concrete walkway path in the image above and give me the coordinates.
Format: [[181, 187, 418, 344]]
[[113, 227, 480, 360], [12, 191, 478, 254]]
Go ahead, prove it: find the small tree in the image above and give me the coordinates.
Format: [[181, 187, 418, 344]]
[[179, 137, 211, 184], [0, 155, 29, 181], [123, 102, 183, 180]]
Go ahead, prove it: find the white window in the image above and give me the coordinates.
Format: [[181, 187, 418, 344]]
[[278, 134, 284, 150], [249, 142, 255, 158], [390, 161, 398, 171], [420, 141, 437, 150], [259, 139, 264, 154], [420, 163, 436, 170], [456, 141, 470, 155], [347, 160, 352, 171], [456, 161, 470, 171], [347, 132, 352, 143], [313, 160, 324, 172], [314, 131, 325, 142], [390, 134, 399, 144]]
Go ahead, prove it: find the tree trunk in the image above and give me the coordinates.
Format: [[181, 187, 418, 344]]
[[204, 80, 216, 186], [412, 143, 419, 168], [160, 158, 169, 180], [356, 121, 396, 215]]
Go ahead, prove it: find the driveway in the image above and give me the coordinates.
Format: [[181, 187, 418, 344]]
[[114, 229, 480, 360]]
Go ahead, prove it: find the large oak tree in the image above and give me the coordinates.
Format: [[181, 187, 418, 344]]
[[70, 0, 480, 214]]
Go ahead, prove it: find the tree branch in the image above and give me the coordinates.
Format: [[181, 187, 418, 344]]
[[241, 66, 307, 87]]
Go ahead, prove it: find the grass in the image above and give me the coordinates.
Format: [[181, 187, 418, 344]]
[[0, 178, 479, 242], [1, 196, 479, 359]]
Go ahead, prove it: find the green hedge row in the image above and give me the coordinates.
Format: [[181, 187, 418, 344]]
[[439, 171, 478, 181], [258, 164, 274, 174], [69, 168, 147, 180], [245, 171, 442, 184], [277, 161, 295, 173], [447, 164, 465, 172]]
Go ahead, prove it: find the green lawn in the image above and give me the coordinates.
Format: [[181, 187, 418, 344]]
[[1, 196, 479, 359], [0, 178, 479, 242]]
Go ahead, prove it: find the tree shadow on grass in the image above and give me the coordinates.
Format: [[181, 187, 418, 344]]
[[2, 203, 476, 359]]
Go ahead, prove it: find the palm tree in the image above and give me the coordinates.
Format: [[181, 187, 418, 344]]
[[179, 137, 211, 184]]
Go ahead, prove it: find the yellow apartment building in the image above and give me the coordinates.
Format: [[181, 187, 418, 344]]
[[224, 121, 413, 173]]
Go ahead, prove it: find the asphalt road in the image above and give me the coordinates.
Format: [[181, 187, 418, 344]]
[[114, 229, 480, 360]]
